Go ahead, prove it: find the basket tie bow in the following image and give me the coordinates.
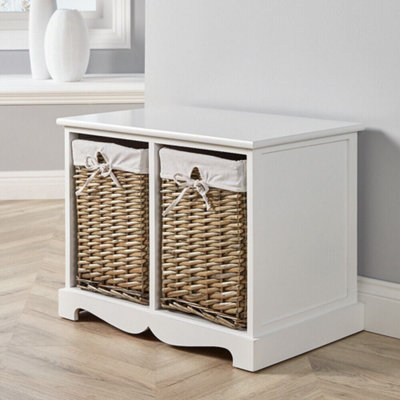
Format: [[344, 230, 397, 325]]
[[163, 173, 211, 216], [75, 152, 122, 196]]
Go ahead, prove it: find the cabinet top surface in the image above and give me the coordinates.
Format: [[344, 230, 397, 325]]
[[57, 106, 363, 149]]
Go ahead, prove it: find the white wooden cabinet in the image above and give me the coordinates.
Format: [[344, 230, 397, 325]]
[[57, 106, 364, 372]]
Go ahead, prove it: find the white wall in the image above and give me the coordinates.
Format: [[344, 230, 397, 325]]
[[0, 104, 143, 171], [145, 0, 400, 283]]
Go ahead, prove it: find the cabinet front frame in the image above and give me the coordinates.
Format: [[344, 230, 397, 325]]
[[64, 126, 358, 340], [64, 127, 254, 335]]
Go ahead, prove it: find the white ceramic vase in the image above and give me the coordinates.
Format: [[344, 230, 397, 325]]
[[29, 0, 57, 80], [44, 10, 90, 82]]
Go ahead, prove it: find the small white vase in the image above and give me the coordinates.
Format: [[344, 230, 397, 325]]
[[44, 10, 90, 82], [29, 0, 57, 80]]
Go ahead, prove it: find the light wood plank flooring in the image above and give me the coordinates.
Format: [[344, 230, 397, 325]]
[[1, 200, 400, 400]]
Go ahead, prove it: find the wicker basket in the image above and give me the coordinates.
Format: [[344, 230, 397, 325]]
[[72, 140, 149, 305], [160, 148, 247, 329]]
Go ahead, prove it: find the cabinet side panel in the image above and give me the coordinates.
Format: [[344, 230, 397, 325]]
[[253, 137, 353, 335]]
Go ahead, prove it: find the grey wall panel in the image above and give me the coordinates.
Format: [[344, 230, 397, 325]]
[[0, 104, 143, 171], [145, 0, 400, 283], [0, 0, 144, 74]]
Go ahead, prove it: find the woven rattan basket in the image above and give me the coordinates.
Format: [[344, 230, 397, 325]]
[[160, 148, 247, 329], [72, 140, 149, 305]]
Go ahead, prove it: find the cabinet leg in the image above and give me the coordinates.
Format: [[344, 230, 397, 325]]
[[230, 341, 256, 372], [58, 288, 80, 321]]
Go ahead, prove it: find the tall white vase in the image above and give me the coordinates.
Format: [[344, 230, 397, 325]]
[[29, 0, 57, 80], [44, 10, 90, 82]]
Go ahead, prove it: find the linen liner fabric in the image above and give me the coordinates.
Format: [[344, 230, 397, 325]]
[[159, 148, 247, 192], [72, 139, 149, 174]]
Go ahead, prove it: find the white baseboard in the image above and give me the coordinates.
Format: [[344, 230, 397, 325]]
[[0, 170, 64, 200], [358, 276, 400, 339]]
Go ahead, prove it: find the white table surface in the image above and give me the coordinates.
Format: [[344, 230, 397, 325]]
[[58, 106, 364, 149]]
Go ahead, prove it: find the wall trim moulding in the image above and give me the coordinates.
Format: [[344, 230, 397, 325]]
[[0, 170, 64, 200], [358, 276, 400, 340], [0, 0, 131, 50], [0, 74, 145, 105]]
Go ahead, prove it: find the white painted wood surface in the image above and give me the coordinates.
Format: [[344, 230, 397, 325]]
[[358, 277, 400, 339], [65, 130, 78, 289], [0, 74, 144, 105], [149, 142, 162, 311], [0, 170, 64, 200], [59, 107, 364, 371], [252, 134, 358, 336], [57, 106, 364, 149]]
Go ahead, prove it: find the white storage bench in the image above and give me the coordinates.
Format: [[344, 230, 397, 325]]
[[57, 106, 364, 372]]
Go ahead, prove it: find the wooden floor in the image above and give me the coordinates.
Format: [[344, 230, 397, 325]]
[[1, 201, 400, 400]]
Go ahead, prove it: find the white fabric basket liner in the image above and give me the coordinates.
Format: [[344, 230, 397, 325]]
[[72, 139, 149, 174], [159, 148, 246, 192]]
